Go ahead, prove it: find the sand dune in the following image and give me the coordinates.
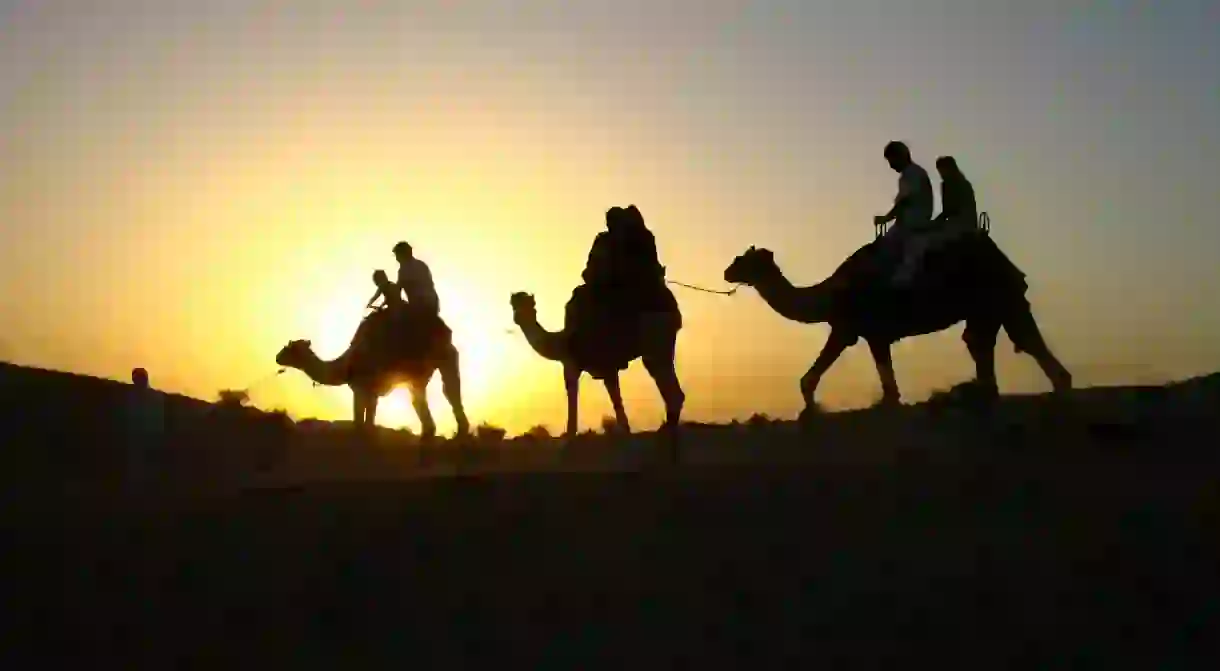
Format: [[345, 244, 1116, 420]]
[[4, 361, 1218, 664]]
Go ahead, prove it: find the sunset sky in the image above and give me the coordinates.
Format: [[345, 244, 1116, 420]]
[[2, 1, 1217, 434]]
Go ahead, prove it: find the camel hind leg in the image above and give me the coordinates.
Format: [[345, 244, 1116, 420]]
[[1002, 301, 1073, 392], [408, 380, 437, 441], [640, 318, 684, 435], [437, 346, 470, 436]]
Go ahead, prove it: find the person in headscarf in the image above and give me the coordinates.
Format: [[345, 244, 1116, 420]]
[[892, 155, 979, 285]]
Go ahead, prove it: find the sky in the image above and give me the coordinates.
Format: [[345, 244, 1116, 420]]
[[2, 0, 1217, 434]]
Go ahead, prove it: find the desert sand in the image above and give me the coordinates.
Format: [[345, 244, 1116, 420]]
[[4, 361, 1217, 665]]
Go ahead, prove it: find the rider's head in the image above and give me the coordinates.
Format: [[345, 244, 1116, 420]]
[[883, 141, 912, 172], [622, 204, 645, 230], [392, 241, 413, 262], [131, 367, 149, 389], [935, 155, 961, 178], [605, 206, 626, 232], [372, 269, 390, 286]]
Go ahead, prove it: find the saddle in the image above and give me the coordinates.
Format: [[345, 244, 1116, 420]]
[[853, 227, 1023, 303], [359, 304, 452, 364]]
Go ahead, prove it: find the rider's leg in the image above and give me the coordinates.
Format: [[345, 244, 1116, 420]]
[[892, 235, 929, 285]]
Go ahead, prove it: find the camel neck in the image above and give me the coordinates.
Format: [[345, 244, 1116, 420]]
[[516, 316, 566, 362], [751, 271, 832, 325], [300, 350, 350, 386]]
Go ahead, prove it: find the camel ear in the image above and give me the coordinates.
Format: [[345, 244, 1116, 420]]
[[303, 340, 312, 348], [747, 245, 755, 252]]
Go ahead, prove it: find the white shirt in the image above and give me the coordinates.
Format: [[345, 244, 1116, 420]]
[[396, 258, 440, 314], [895, 162, 934, 228]]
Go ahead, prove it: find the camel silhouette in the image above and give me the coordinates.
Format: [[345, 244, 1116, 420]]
[[724, 233, 1072, 419], [275, 309, 470, 439], [509, 290, 684, 444]]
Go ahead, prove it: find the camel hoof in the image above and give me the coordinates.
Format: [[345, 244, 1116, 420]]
[[660, 423, 681, 463], [1051, 372, 1073, 394], [878, 393, 902, 409], [798, 405, 821, 427], [955, 381, 999, 412]]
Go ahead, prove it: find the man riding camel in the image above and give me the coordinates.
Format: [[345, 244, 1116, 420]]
[[359, 241, 447, 363], [891, 155, 981, 284], [580, 204, 667, 316], [873, 140, 935, 285]]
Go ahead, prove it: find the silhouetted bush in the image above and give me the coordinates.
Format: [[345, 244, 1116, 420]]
[[747, 412, 772, 428], [523, 425, 551, 440], [476, 422, 507, 444], [216, 389, 250, 408], [600, 415, 618, 434]]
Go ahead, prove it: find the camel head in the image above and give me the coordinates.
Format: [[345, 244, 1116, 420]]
[[724, 246, 780, 286], [275, 339, 315, 370], [509, 292, 538, 325]]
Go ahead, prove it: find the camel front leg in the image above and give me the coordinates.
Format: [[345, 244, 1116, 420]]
[[366, 395, 380, 427], [602, 373, 630, 434], [865, 338, 901, 405], [352, 389, 373, 428], [800, 328, 855, 414], [409, 381, 437, 441], [563, 363, 581, 437]]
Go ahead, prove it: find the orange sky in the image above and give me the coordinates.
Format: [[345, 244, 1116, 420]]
[[2, 2, 1218, 434]]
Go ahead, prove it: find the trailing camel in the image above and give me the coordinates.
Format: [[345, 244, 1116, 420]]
[[723, 231, 1072, 419], [275, 307, 470, 440]]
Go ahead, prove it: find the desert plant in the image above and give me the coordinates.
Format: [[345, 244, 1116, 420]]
[[476, 422, 507, 443], [523, 424, 551, 440], [746, 412, 772, 428], [600, 415, 618, 434], [216, 388, 250, 408]]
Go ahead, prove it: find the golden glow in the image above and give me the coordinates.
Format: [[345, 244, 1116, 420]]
[[4, 4, 1219, 437]]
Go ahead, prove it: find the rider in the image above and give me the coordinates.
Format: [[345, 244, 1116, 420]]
[[873, 141, 934, 284], [568, 205, 666, 362], [392, 241, 440, 316], [365, 269, 403, 311], [581, 205, 665, 305], [389, 241, 445, 353], [892, 155, 979, 285]]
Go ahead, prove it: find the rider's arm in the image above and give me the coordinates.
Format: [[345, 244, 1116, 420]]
[[880, 172, 915, 223], [935, 181, 953, 221], [366, 287, 383, 309]]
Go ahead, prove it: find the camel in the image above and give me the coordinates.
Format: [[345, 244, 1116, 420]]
[[275, 309, 469, 439], [509, 289, 685, 441], [723, 234, 1073, 419]]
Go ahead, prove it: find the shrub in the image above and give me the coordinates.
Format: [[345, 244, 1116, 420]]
[[600, 415, 618, 434], [746, 412, 772, 427], [523, 425, 551, 440], [216, 388, 250, 408], [476, 422, 507, 443]]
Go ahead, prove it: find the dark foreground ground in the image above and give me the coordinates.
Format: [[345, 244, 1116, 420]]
[[4, 365, 1220, 665]]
